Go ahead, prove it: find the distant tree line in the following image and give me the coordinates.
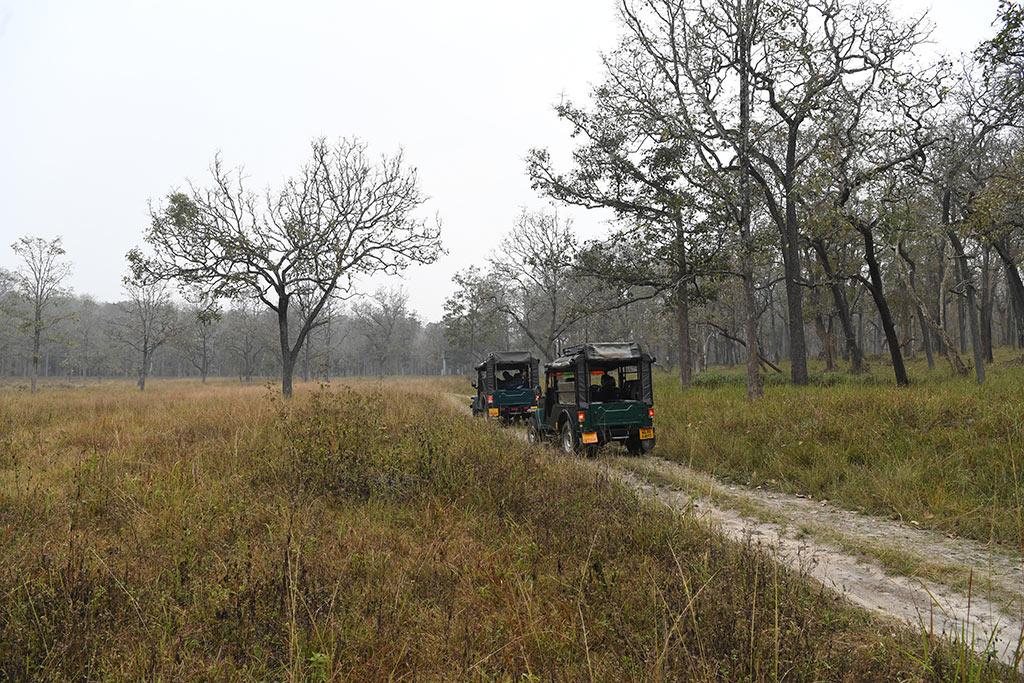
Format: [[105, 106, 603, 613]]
[[444, 0, 1024, 396], [0, 238, 446, 389]]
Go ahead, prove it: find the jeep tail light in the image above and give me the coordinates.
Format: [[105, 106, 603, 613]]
[[648, 407, 655, 418], [577, 410, 585, 423], [487, 394, 494, 404]]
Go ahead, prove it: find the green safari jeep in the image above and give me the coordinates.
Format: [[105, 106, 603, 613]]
[[470, 351, 541, 424], [528, 342, 656, 457]]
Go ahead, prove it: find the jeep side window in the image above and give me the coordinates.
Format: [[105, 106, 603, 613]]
[[621, 365, 640, 401], [556, 372, 575, 405]]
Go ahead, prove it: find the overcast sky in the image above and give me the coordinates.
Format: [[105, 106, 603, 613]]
[[0, 0, 1000, 321]]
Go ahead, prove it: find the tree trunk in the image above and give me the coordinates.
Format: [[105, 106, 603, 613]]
[[949, 231, 985, 384], [278, 294, 295, 398], [917, 306, 935, 370], [957, 295, 968, 354], [282, 356, 295, 398], [781, 127, 809, 385], [811, 240, 864, 373], [737, 0, 763, 399], [980, 246, 994, 364], [897, 243, 935, 370], [1010, 296, 1019, 349], [993, 238, 1024, 347], [302, 335, 310, 383], [899, 266, 969, 376], [30, 312, 41, 394], [138, 349, 149, 391], [676, 280, 692, 388], [814, 314, 835, 371], [931, 238, 946, 357], [859, 224, 908, 386], [674, 215, 692, 388], [781, 226, 808, 384]]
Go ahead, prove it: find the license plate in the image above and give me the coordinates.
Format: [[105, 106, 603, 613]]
[[639, 428, 654, 441], [582, 431, 598, 444], [488, 408, 499, 417]]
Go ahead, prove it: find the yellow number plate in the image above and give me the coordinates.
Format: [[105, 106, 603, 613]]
[[488, 408, 499, 417], [581, 431, 598, 444], [639, 428, 654, 441]]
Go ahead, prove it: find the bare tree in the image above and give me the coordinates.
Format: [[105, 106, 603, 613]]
[[351, 287, 411, 376], [443, 267, 509, 372], [488, 209, 603, 361], [133, 137, 442, 397], [528, 66, 712, 388], [110, 277, 179, 390], [224, 299, 267, 382], [184, 300, 221, 383], [618, 0, 929, 385], [11, 236, 72, 392]]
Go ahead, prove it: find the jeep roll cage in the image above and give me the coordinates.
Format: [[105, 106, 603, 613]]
[[544, 342, 654, 407], [473, 351, 541, 394]]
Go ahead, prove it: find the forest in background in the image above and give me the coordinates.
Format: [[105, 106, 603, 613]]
[[3, 0, 1024, 398]]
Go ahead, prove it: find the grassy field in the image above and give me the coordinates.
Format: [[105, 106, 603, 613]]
[[654, 350, 1024, 548], [0, 379, 1008, 680]]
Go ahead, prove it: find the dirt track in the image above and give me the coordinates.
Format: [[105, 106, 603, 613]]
[[604, 459, 1024, 670], [449, 394, 1024, 669]]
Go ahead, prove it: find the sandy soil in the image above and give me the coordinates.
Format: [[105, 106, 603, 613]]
[[604, 458, 1024, 670]]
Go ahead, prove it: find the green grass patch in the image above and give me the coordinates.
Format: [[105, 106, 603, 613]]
[[654, 352, 1024, 548]]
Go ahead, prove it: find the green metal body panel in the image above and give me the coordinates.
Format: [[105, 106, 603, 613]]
[[492, 387, 535, 407], [580, 401, 651, 430]]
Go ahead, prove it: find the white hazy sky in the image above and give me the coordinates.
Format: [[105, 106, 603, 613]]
[[0, 0, 1001, 321]]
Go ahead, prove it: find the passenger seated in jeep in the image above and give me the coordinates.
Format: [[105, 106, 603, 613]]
[[498, 369, 528, 390], [596, 373, 619, 402]]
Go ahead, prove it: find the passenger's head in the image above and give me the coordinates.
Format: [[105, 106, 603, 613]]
[[601, 373, 615, 387]]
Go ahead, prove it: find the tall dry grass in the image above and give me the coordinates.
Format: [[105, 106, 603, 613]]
[[654, 352, 1024, 548], [0, 379, 1011, 680]]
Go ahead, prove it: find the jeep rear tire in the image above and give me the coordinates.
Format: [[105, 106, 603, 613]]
[[626, 436, 655, 456], [560, 421, 578, 455], [526, 423, 542, 445]]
